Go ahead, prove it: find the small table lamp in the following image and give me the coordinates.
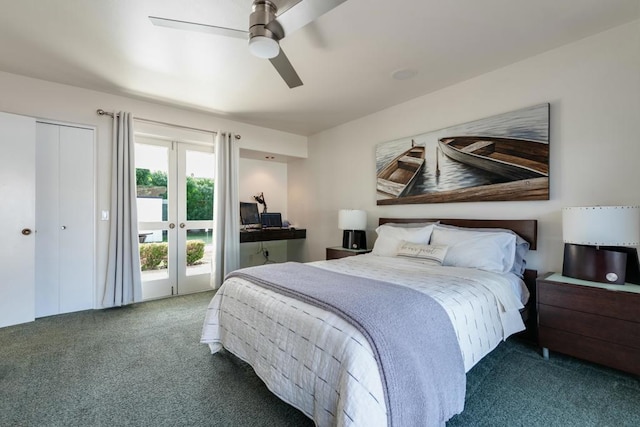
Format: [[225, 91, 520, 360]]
[[339, 209, 367, 250], [562, 206, 640, 284]]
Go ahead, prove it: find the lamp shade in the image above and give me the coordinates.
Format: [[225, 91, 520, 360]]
[[338, 209, 367, 230], [248, 36, 279, 59], [562, 206, 640, 246]]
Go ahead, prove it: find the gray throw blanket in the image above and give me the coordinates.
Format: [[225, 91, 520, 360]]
[[227, 262, 465, 426]]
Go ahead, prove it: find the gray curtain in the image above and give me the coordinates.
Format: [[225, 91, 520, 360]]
[[210, 131, 240, 289], [103, 112, 142, 307]]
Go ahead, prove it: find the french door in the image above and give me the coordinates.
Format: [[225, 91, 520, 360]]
[[135, 137, 215, 300]]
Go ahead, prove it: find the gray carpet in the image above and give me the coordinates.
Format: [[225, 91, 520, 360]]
[[448, 335, 640, 426], [1, 291, 638, 427]]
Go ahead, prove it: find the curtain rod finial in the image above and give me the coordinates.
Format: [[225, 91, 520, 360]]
[[97, 109, 115, 118]]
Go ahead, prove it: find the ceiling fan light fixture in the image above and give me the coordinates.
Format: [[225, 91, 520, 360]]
[[249, 35, 280, 59], [150, 0, 346, 89]]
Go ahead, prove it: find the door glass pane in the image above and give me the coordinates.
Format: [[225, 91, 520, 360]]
[[185, 150, 214, 221], [186, 228, 212, 276], [139, 229, 169, 281], [136, 144, 169, 220], [185, 149, 214, 276], [136, 143, 170, 283]]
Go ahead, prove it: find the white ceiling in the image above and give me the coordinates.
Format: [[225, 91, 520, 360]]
[[0, 0, 638, 136]]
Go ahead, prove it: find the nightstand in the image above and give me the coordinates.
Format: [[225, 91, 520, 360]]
[[537, 272, 640, 376], [326, 246, 372, 260]]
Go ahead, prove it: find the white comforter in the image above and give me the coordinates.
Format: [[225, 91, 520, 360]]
[[201, 255, 528, 426]]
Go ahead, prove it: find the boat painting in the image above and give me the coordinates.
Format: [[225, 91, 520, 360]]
[[376, 141, 426, 197], [376, 103, 549, 204], [438, 136, 549, 181]]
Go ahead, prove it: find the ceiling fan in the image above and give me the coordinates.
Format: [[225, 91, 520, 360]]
[[149, 0, 348, 89]]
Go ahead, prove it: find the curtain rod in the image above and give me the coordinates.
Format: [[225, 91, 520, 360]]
[[96, 109, 241, 140]]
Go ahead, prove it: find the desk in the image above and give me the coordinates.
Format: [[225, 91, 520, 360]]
[[240, 228, 306, 243]]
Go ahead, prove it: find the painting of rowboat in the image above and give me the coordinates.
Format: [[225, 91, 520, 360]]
[[376, 103, 549, 205], [377, 140, 426, 197]]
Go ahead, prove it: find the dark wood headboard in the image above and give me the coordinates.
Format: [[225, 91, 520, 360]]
[[378, 218, 537, 250]]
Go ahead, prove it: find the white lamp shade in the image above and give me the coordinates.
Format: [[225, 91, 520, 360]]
[[562, 206, 640, 246], [338, 209, 367, 230], [248, 36, 279, 59]]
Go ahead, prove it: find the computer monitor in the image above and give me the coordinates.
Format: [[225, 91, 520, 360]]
[[240, 202, 261, 228]]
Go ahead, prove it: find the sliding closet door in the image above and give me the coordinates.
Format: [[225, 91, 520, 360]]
[[58, 126, 94, 313], [35, 122, 95, 317], [34, 124, 60, 317], [0, 112, 36, 328]]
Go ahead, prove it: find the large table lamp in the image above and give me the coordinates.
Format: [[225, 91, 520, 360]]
[[562, 206, 640, 285], [339, 209, 367, 250]]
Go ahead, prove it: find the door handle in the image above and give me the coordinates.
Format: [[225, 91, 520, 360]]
[[61, 226, 67, 230], [169, 223, 175, 229], [179, 223, 185, 229], [21, 228, 32, 236]]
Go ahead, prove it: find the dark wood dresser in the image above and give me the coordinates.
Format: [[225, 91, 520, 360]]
[[537, 272, 640, 376]]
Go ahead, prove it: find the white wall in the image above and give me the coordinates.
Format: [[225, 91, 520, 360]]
[[289, 20, 640, 275], [0, 70, 307, 308], [239, 158, 288, 220], [239, 158, 303, 266]]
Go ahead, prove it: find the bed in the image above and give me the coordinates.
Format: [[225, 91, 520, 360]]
[[201, 218, 538, 426]]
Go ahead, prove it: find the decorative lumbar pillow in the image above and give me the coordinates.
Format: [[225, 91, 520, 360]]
[[396, 241, 448, 264], [372, 224, 435, 257], [430, 225, 516, 273]]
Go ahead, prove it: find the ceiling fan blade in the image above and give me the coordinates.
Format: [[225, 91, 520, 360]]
[[274, 0, 348, 37], [269, 49, 303, 88], [149, 16, 247, 39]]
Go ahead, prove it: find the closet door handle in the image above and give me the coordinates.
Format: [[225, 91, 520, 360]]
[[169, 223, 175, 229], [21, 228, 32, 236], [60, 226, 67, 230], [179, 223, 185, 229]]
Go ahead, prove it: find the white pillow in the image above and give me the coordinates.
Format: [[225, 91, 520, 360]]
[[396, 242, 448, 265], [372, 224, 435, 257], [430, 225, 516, 273], [435, 223, 530, 277]]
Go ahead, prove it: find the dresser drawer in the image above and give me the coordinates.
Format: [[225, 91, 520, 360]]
[[538, 304, 640, 349], [537, 281, 640, 323], [538, 326, 640, 376]]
